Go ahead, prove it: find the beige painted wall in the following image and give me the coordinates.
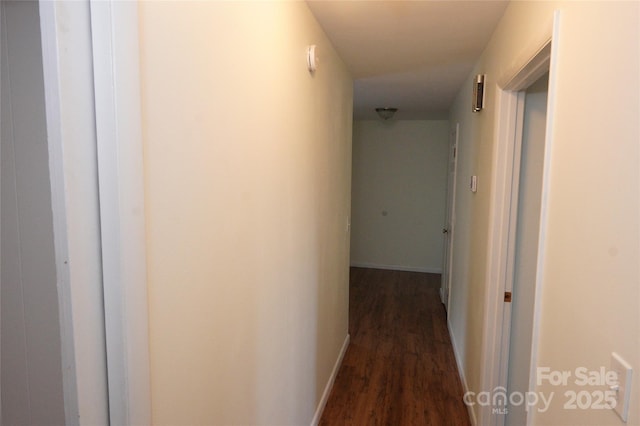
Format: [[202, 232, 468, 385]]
[[350, 120, 449, 273], [138, 2, 352, 424], [449, 2, 639, 425]]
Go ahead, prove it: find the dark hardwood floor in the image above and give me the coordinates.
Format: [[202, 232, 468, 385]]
[[319, 267, 471, 426]]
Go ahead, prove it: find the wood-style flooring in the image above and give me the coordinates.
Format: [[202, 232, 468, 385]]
[[320, 267, 471, 426]]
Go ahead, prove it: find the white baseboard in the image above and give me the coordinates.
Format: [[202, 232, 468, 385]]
[[349, 262, 442, 274], [447, 318, 477, 426], [310, 334, 350, 426]]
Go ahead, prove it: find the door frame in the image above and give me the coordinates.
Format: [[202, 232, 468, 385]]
[[89, 1, 151, 424], [478, 10, 560, 426], [441, 123, 459, 312], [0, 6, 4, 422], [38, 1, 151, 424], [39, 2, 97, 422]]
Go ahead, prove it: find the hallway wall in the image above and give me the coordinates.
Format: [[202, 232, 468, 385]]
[[138, 2, 352, 424], [350, 120, 449, 273], [448, 2, 639, 425]]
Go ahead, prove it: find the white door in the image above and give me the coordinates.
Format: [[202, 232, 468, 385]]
[[440, 123, 458, 310]]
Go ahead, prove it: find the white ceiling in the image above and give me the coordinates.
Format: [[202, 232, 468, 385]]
[[307, 1, 509, 120]]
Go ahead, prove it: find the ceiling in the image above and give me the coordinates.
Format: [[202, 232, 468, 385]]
[[306, 1, 509, 120]]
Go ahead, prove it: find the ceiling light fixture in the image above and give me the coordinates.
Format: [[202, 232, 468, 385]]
[[375, 107, 398, 120]]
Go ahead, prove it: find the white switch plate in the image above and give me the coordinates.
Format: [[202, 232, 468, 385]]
[[611, 352, 633, 422]]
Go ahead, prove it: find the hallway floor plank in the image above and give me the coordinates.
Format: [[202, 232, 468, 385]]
[[319, 267, 471, 426]]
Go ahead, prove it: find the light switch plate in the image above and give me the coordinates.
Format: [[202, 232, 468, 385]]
[[611, 352, 633, 422]]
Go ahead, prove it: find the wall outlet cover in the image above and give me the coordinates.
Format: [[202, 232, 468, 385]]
[[611, 352, 633, 422]]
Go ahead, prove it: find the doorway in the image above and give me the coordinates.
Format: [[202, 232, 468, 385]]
[[504, 73, 549, 425], [479, 12, 559, 425]]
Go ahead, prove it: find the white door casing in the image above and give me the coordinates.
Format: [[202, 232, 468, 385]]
[[441, 123, 459, 311], [39, 1, 108, 423], [37, 1, 151, 423], [90, 1, 151, 424], [505, 72, 549, 426], [479, 10, 559, 426]]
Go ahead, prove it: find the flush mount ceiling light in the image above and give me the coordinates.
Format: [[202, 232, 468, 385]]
[[375, 107, 398, 120]]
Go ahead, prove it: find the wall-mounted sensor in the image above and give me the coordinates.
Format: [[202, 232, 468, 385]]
[[472, 74, 485, 112], [307, 45, 318, 73], [470, 175, 478, 193]]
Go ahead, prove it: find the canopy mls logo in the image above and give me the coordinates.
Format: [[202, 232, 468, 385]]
[[463, 387, 553, 414], [463, 366, 620, 414]]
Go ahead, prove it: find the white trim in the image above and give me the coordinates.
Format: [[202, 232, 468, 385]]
[[479, 10, 560, 426], [495, 92, 525, 413], [499, 44, 552, 92], [350, 262, 442, 274], [502, 93, 526, 299], [38, 4, 80, 423], [525, 14, 561, 426], [90, 1, 151, 424], [448, 319, 476, 426], [497, 16, 554, 91], [445, 123, 459, 314], [478, 84, 520, 426], [0, 6, 4, 423], [310, 334, 350, 426]]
